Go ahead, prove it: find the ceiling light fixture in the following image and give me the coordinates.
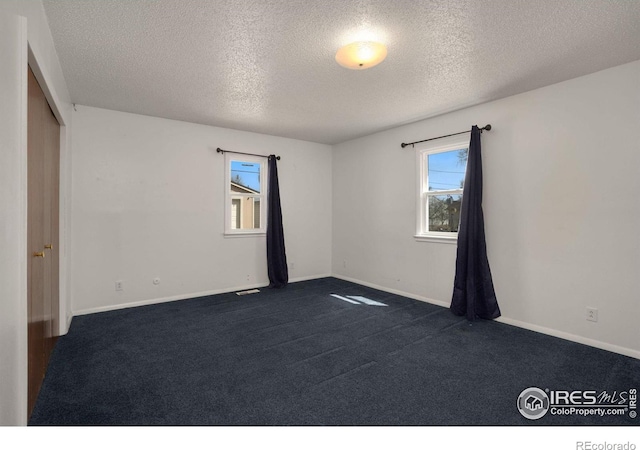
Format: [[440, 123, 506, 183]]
[[335, 41, 387, 70]]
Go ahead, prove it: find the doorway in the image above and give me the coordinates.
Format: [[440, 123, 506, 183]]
[[27, 66, 61, 417]]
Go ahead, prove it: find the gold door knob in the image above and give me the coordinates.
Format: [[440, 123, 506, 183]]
[[44, 244, 53, 250], [33, 252, 45, 258]]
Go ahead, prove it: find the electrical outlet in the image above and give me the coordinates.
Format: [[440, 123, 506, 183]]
[[586, 307, 598, 322], [289, 262, 295, 270], [343, 260, 347, 269], [115, 280, 123, 291]]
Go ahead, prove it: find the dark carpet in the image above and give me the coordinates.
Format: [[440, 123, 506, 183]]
[[29, 277, 640, 425]]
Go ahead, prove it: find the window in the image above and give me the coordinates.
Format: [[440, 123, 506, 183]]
[[225, 154, 266, 235], [416, 140, 469, 242]]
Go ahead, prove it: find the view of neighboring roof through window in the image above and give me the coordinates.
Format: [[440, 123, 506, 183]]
[[226, 157, 266, 235], [231, 161, 260, 193]]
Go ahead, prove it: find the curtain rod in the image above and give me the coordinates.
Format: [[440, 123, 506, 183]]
[[400, 124, 491, 148], [216, 147, 280, 160]]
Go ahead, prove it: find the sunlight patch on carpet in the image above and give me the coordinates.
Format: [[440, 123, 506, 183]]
[[329, 294, 387, 306]]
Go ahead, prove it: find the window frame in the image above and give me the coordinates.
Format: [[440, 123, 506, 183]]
[[224, 153, 267, 237], [415, 138, 469, 244]]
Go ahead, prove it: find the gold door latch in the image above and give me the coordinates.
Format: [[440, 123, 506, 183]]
[[44, 244, 53, 250], [33, 252, 45, 258]]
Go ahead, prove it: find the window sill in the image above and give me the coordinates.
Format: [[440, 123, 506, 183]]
[[224, 231, 266, 238], [414, 234, 458, 244]]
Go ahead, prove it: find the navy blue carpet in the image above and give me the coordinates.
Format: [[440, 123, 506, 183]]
[[29, 277, 639, 425]]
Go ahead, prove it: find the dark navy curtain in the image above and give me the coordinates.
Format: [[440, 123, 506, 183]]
[[267, 155, 288, 288], [450, 126, 501, 320]]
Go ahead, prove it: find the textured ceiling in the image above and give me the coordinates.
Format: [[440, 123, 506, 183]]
[[42, 0, 640, 145]]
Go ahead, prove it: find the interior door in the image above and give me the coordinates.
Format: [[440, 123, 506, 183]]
[[43, 84, 61, 358], [27, 66, 61, 417]]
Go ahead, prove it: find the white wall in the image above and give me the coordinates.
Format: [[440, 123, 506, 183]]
[[0, 11, 28, 428], [332, 60, 640, 358], [71, 106, 332, 314], [0, 1, 72, 426]]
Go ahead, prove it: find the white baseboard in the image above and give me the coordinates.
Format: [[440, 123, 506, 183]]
[[290, 273, 332, 283], [72, 273, 332, 318], [331, 273, 640, 360], [495, 317, 640, 360]]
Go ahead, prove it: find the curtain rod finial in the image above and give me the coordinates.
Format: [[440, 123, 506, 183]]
[[483, 124, 491, 131]]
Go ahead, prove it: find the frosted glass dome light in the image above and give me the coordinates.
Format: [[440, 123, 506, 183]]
[[335, 41, 387, 70]]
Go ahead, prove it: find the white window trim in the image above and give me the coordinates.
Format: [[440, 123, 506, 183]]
[[415, 137, 469, 243], [224, 153, 267, 237]]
